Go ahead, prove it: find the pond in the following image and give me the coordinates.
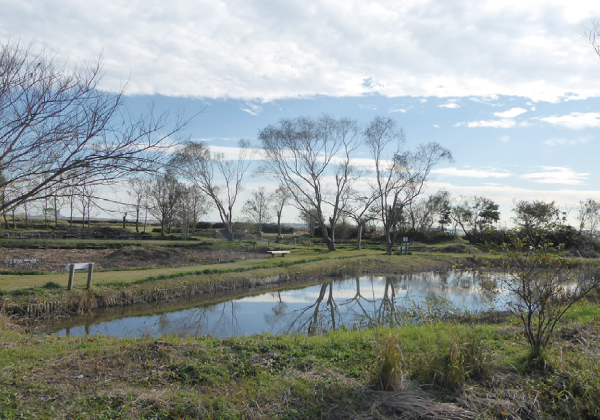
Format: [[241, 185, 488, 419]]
[[46, 270, 503, 338]]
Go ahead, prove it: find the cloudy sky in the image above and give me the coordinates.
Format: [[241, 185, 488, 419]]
[[2, 0, 600, 225]]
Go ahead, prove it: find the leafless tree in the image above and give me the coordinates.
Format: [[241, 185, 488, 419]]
[[147, 172, 182, 235], [0, 40, 190, 216], [171, 140, 251, 240], [75, 181, 97, 229], [365, 117, 452, 254], [259, 115, 360, 251], [127, 176, 148, 232], [586, 19, 600, 59], [177, 184, 210, 238], [242, 187, 272, 234], [272, 185, 291, 236], [342, 187, 380, 250], [576, 198, 600, 234]]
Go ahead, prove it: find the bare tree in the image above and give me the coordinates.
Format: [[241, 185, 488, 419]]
[[75, 182, 97, 229], [273, 185, 291, 236], [147, 172, 182, 235], [242, 187, 272, 234], [171, 140, 251, 240], [342, 188, 380, 250], [127, 177, 148, 233], [501, 237, 600, 357], [365, 117, 452, 254], [576, 199, 600, 234], [586, 19, 600, 59], [0, 40, 190, 216], [259, 115, 360, 251], [177, 184, 210, 239]]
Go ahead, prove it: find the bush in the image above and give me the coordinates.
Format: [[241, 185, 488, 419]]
[[500, 237, 600, 358]]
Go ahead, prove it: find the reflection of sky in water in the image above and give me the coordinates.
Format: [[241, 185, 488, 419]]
[[52, 271, 503, 339]]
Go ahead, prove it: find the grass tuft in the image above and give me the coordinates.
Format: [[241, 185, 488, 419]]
[[371, 334, 405, 391]]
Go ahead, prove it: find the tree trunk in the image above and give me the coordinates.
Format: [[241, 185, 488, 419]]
[[320, 223, 335, 251], [277, 212, 282, 236], [54, 195, 58, 228], [356, 223, 363, 250], [143, 207, 147, 233], [224, 221, 234, 241], [385, 226, 394, 255], [329, 217, 336, 247]]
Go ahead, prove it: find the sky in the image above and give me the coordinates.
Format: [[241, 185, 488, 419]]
[[2, 0, 600, 226]]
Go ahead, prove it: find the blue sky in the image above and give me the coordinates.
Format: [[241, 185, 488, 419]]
[[2, 0, 600, 225]]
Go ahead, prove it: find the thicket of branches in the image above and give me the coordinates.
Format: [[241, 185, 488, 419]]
[[0, 40, 189, 217]]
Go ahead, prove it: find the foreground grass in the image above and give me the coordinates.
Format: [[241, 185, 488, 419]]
[[2, 302, 600, 419]]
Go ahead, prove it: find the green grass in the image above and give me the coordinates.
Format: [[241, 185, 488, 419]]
[[3, 304, 600, 419]]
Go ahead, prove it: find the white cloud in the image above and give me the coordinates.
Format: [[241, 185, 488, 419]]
[[3, 0, 600, 101], [535, 113, 600, 129], [389, 108, 407, 113], [239, 102, 263, 116], [456, 120, 516, 128], [494, 107, 527, 118], [438, 101, 460, 109], [521, 166, 589, 185], [543, 137, 590, 146], [499, 135, 510, 142], [431, 167, 512, 178]]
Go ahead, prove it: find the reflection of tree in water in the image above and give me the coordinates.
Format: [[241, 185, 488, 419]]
[[264, 291, 288, 330], [284, 277, 405, 334], [155, 301, 241, 337], [284, 282, 343, 335], [282, 270, 496, 334]]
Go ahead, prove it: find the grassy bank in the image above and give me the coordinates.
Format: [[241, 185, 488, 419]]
[[0, 250, 465, 319], [2, 302, 600, 419]]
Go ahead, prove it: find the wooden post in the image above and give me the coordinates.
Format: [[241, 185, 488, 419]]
[[67, 264, 75, 290], [86, 263, 94, 290], [66, 262, 93, 291]]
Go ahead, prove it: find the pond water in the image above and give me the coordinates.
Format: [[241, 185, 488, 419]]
[[47, 270, 503, 338]]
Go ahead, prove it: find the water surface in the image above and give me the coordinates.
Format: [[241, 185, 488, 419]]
[[48, 270, 500, 338]]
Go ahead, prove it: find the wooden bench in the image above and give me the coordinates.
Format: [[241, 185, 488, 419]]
[[267, 251, 290, 257]]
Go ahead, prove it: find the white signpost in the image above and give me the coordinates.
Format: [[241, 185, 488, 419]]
[[65, 263, 94, 290]]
